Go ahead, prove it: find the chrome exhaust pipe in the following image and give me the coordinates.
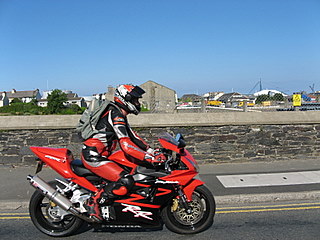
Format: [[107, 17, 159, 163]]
[[27, 175, 98, 223]]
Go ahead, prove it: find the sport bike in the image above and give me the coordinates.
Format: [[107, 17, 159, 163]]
[[27, 133, 215, 237]]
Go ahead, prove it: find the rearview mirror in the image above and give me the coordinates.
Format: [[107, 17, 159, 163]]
[[176, 133, 186, 148]]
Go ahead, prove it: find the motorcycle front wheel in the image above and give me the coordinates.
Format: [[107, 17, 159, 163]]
[[29, 180, 84, 237], [161, 185, 215, 234]]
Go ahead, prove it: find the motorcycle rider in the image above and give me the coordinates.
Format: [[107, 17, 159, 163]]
[[81, 84, 165, 199]]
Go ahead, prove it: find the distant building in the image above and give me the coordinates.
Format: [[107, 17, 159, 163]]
[[254, 89, 287, 97], [203, 92, 224, 101], [82, 96, 95, 107], [6, 89, 41, 103], [105, 85, 115, 101], [65, 93, 86, 108], [140, 80, 177, 113], [180, 94, 202, 105], [37, 99, 48, 107], [218, 92, 250, 108], [306, 92, 320, 103], [0, 92, 9, 107]]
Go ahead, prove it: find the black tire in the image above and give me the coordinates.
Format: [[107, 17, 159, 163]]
[[29, 180, 84, 237], [161, 185, 215, 234]]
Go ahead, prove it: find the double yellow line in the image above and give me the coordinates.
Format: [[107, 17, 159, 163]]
[[216, 202, 320, 214], [0, 213, 30, 220], [1, 202, 320, 219]]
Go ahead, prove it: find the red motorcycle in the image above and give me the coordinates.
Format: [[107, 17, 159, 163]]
[[27, 133, 215, 237]]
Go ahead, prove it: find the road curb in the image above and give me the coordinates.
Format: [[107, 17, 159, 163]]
[[215, 190, 320, 205], [1, 191, 320, 210]]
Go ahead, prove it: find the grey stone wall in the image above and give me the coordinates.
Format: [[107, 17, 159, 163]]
[[1, 124, 320, 166]]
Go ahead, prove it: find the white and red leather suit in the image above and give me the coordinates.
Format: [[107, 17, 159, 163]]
[[81, 102, 154, 196]]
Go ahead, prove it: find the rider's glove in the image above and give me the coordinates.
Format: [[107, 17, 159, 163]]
[[147, 148, 155, 155], [144, 153, 166, 166], [147, 148, 164, 155]]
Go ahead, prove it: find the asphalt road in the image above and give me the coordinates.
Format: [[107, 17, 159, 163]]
[[1, 158, 320, 208], [1, 159, 320, 239], [1, 200, 320, 240]]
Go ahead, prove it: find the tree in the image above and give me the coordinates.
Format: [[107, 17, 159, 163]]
[[255, 94, 270, 104], [10, 98, 23, 104], [47, 89, 68, 114], [30, 97, 38, 106], [272, 93, 284, 101]]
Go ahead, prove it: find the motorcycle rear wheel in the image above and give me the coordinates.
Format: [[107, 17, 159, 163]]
[[29, 180, 84, 237], [161, 185, 215, 234]]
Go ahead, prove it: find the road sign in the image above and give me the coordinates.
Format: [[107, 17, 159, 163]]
[[293, 94, 302, 107]]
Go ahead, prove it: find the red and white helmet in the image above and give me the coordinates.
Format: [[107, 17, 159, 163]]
[[114, 84, 145, 115]]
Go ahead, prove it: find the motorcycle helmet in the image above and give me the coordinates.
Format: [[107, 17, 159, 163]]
[[114, 84, 145, 115]]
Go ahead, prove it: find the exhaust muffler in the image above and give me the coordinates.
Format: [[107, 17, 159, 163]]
[[27, 175, 98, 223]]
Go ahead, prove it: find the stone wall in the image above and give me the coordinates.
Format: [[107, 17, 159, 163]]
[[1, 123, 320, 165]]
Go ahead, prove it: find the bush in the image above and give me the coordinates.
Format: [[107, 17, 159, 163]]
[[0, 102, 45, 115], [59, 105, 84, 115], [141, 105, 149, 112], [0, 93, 85, 115]]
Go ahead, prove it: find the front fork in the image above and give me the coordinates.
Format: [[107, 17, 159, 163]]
[[175, 187, 193, 214], [174, 179, 204, 214]]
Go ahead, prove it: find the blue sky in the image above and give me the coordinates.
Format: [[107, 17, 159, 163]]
[[0, 0, 319, 97]]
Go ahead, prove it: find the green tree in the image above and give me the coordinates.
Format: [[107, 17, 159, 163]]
[[30, 97, 38, 106], [47, 89, 68, 114], [255, 94, 270, 104], [272, 93, 284, 101], [10, 98, 23, 104]]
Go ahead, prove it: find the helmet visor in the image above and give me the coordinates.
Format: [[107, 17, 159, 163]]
[[130, 86, 145, 98]]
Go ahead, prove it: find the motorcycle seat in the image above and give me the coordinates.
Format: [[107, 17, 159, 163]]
[[71, 159, 100, 181]]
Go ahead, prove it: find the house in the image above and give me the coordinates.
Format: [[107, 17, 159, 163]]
[[203, 92, 224, 101], [65, 93, 86, 108], [82, 96, 95, 108], [218, 92, 251, 108], [6, 89, 41, 103], [105, 86, 115, 101], [37, 99, 49, 107], [0, 92, 9, 107], [140, 80, 177, 113], [180, 94, 202, 105]]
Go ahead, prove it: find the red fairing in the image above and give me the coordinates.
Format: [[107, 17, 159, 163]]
[[158, 138, 180, 153], [30, 146, 98, 192], [158, 138, 204, 201], [183, 179, 204, 201], [160, 149, 199, 184]]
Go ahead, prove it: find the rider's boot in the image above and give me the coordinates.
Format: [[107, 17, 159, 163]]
[[84, 193, 104, 222], [103, 174, 134, 198]]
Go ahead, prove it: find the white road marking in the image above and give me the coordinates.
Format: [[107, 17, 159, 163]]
[[217, 170, 320, 188]]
